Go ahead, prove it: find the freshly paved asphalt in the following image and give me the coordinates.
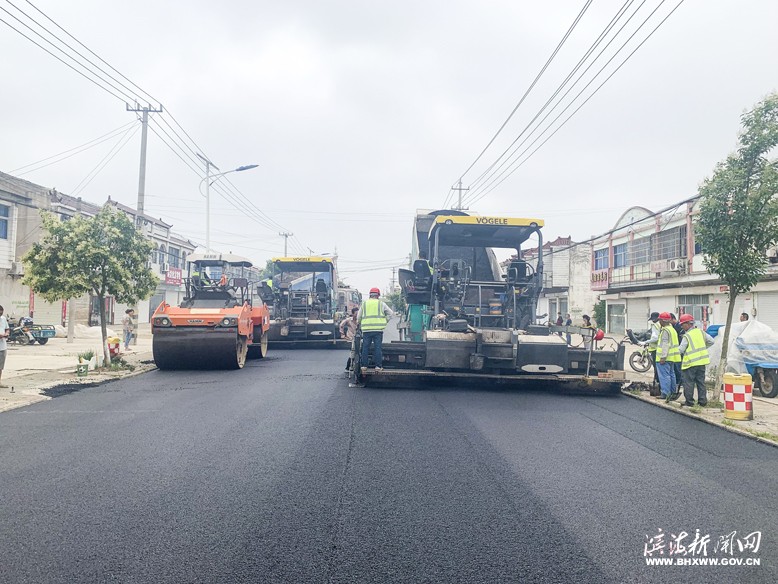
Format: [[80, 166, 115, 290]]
[[1, 349, 776, 583]]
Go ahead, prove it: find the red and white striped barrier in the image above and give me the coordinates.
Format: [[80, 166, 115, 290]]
[[723, 373, 753, 421]]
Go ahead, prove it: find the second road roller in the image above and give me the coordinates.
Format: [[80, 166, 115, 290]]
[[151, 253, 270, 370]]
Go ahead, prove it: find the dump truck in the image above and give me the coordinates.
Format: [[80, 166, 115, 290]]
[[259, 256, 349, 348], [352, 211, 625, 393], [151, 253, 270, 369]]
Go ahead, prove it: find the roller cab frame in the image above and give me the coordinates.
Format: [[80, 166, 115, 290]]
[[357, 213, 624, 393], [261, 256, 349, 349], [151, 253, 270, 370]]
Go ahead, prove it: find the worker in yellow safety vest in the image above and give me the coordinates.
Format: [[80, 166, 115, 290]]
[[657, 312, 681, 401], [357, 287, 394, 370], [678, 314, 715, 407]]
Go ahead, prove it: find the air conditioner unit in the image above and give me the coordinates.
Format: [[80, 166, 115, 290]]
[[8, 261, 24, 276], [160, 262, 169, 273], [666, 258, 687, 273]]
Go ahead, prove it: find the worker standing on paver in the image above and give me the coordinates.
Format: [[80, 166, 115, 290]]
[[656, 312, 681, 401], [357, 287, 393, 370], [678, 314, 715, 407]]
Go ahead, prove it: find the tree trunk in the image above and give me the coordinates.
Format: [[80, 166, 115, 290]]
[[97, 293, 111, 367], [713, 290, 739, 401]]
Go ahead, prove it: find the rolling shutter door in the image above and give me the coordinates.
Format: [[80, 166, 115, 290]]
[[757, 292, 778, 331], [33, 299, 63, 326], [627, 298, 649, 331]]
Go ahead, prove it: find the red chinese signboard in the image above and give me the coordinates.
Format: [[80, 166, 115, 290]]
[[165, 267, 182, 286], [591, 269, 609, 291]]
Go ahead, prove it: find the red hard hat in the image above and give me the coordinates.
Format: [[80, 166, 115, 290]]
[[594, 329, 605, 341], [679, 314, 694, 323], [659, 312, 672, 321], [369, 287, 380, 295]]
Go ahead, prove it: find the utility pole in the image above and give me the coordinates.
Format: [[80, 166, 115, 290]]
[[452, 179, 469, 211], [127, 102, 163, 226], [279, 232, 293, 256], [195, 153, 219, 253], [127, 102, 162, 346], [390, 267, 396, 291]]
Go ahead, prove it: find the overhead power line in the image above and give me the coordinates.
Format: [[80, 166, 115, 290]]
[[465, 0, 685, 208], [443, 0, 594, 208]]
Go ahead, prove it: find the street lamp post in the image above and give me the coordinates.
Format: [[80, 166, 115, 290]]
[[196, 153, 258, 253]]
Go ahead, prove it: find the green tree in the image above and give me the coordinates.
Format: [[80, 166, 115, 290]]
[[593, 300, 606, 330], [384, 289, 406, 313], [23, 206, 158, 365], [696, 92, 778, 398]]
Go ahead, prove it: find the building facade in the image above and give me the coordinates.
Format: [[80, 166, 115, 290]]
[[0, 170, 196, 326], [591, 202, 778, 335]]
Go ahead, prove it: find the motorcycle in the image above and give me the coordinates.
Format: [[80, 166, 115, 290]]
[[8, 316, 37, 345], [625, 329, 653, 373]]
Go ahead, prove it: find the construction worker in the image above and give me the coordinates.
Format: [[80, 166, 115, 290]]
[[656, 312, 681, 401], [357, 287, 394, 370], [219, 272, 229, 287], [678, 314, 714, 407]]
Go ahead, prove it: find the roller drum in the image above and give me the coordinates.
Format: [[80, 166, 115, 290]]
[[153, 327, 247, 370]]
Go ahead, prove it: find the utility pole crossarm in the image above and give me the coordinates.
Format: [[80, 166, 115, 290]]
[[279, 232, 293, 256]]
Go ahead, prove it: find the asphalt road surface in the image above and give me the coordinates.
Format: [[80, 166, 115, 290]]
[[1, 349, 776, 583]]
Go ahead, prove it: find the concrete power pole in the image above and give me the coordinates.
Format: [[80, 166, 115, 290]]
[[453, 179, 470, 211], [127, 102, 163, 345], [127, 102, 163, 225], [279, 232, 293, 256], [390, 267, 396, 291]]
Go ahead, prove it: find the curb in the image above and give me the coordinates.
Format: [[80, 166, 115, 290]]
[[0, 362, 157, 414], [621, 389, 778, 449]]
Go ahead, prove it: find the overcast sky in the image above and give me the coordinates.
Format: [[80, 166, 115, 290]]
[[1, 0, 777, 293]]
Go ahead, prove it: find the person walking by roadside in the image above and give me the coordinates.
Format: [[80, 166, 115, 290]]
[[565, 313, 573, 345], [122, 308, 135, 351], [357, 288, 394, 370], [555, 312, 563, 337], [339, 307, 359, 341], [678, 314, 714, 407], [656, 312, 681, 400], [0, 305, 9, 388]]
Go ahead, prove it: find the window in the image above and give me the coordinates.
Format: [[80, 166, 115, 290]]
[[0, 204, 9, 239], [594, 248, 609, 270], [169, 247, 180, 269], [607, 303, 626, 334], [181, 252, 187, 268], [150, 244, 158, 264], [651, 226, 687, 261], [159, 245, 167, 266], [630, 236, 651, 265], [613, 243, 628, 268]]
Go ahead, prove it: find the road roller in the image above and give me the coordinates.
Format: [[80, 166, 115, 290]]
[[152, 253, 270, 370]]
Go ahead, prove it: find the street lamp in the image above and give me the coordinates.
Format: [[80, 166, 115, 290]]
[[196, 153, 258, 253]]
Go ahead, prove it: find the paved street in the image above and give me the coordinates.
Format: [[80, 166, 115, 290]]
[[1, 349, 776, 583]]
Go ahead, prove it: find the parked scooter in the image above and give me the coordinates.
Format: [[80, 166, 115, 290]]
[[625, 329, 653, 373], [8, 316, 37, 345]]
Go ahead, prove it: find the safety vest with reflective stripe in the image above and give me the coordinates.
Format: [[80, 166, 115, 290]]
[[682, 327, 710, 370], [659, 325, 681, 362], [647, 320, 661, 353], [360, 298, 387, 332]]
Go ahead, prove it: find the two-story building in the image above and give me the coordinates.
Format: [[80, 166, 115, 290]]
[[591, 202, 778, 335], [0, 170, 197, 326]]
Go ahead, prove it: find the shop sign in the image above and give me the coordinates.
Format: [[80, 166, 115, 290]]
[[165, 267, 182, 286], [591, 269, 609, 290]]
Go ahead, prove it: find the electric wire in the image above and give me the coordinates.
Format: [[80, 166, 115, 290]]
[[443, 0, 594, 208], [462, 0, 642, 202], [466, 0, 684, 207], [71, 123, 140, 196], [10, 121, 136, 175]]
